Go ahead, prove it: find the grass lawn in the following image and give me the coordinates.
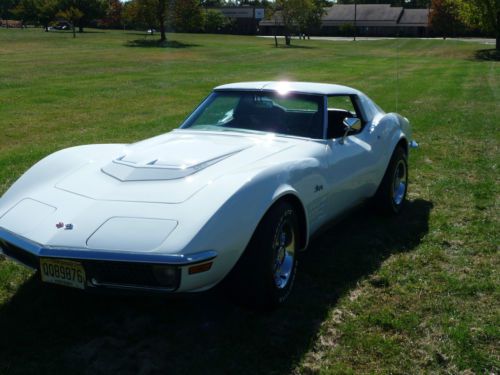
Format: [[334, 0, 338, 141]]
[[0, 29, 498, 374]]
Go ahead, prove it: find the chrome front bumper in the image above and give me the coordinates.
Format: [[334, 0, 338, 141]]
[[0, 226, 217, 292]]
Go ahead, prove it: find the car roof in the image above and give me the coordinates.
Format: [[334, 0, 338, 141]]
[[214, 81, 361, 96]]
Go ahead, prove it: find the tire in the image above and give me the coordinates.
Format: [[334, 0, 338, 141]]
[[374, 146, 408, 214], [226, 200, 299, 310]]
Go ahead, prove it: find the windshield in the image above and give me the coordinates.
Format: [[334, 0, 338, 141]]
[[181, 91, 325, 139]]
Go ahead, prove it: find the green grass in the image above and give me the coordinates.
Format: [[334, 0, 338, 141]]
[[0, 29, 498, 374]]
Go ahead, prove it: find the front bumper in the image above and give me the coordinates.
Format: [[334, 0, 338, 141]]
[[0, 226, 217, 292]]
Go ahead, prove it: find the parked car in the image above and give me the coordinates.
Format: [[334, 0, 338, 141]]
[[52, 22, 72, 30], [0, 82, 417, 308]]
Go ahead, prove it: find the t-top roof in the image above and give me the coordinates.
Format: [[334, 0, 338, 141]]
[[214, 81, 360, 96]]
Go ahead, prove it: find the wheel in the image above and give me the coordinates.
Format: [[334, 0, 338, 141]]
[[374, 146, 408, 214], [226, 200, 299, 310]]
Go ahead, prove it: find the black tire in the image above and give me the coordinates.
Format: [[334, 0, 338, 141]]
[[374, 146, 408, 214], [226, 200, 299, 310]]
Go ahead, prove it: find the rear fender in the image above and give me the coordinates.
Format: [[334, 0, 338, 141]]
[[371, 113, 409, 188]]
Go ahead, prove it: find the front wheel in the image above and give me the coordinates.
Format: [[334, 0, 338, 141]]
[[374, 146, 408, 214], [226, 201, 299, 310]]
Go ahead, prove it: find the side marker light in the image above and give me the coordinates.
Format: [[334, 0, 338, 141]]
[[188, 262, 213, 275]]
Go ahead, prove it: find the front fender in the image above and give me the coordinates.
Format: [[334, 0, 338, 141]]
[[182, 164, 309, 285], [0, 144, 124, 216]]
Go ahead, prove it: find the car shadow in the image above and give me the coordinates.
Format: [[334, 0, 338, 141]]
[[0, 199, 432, 375], [124, 39, 199, 49], [473, 48, 500, 61]]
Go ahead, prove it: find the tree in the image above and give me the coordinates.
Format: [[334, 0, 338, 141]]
[[429, 0, 466, 38], [1, 0, 21, 22], [59, 0, 106, 32], [99, 0, 123, 29], [11, 0, 39, 25], [57, 6, 82, 37], [204, 9, 231, 33], [296, 0, 325, 38], [458, 0, 499, 50], [272, 0, 324, 45], [155, 0, 169, 42], [122, 0, 141, 29], [125, 0, 157, 31], [15, 0, 61, 31], [278, 0, 299, 45], [124, 0, 169, 42], [38, 0, 59, 30], [171, 0, 204, 32]]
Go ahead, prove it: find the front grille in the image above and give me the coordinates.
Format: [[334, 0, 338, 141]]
[[84, 260, 180, 290], [0, 240, 39, 269], [0, 236, 180, 291]]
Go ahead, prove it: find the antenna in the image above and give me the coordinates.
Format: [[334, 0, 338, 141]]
[[396, 27, 400, 113]]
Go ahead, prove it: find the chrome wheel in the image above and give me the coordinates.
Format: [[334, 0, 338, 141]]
[[272, 217, 296, 289], [374, 146, 408, 215], [392, 159, 407, 205], [226, 201, 299, 309]]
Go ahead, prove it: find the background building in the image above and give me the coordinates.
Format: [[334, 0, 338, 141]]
[[259, 4, 430, 37], [211, 7, 265, 35]]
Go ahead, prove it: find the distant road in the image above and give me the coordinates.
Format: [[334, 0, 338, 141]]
[[258, 36, 495, 45]]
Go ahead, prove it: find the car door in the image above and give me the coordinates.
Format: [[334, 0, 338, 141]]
[[323, 95, 376, 219]]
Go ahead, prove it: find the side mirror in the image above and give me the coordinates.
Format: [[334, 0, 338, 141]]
[[340, 117, 361, 144]]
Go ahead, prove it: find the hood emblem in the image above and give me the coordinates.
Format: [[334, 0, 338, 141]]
[[56, 222, 74, 230]]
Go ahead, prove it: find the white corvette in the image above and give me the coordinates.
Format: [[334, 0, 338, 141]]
[[0, 82, 417, 308]]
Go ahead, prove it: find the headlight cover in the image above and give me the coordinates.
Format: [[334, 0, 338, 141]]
[[86, 217, 177, 251]]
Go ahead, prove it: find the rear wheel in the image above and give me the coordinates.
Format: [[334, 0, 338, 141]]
[[374, 146, 408, 214], [227, 201, 299, 309]]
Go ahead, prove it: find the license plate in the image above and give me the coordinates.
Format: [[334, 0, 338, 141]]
[[40, 258, 86, 290]]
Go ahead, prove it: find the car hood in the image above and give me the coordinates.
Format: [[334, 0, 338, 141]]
[[55, 130, 296, 204], [101, 132, 254, 181]]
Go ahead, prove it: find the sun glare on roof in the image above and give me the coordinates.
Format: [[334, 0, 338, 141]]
[[276, 81, 291, 96]]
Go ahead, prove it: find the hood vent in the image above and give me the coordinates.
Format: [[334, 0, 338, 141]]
[[100, 135, 255, 181], [102, 149, 246, 181]]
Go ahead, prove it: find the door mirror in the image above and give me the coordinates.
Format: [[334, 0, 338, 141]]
[[343, 117, 362, 131], [340, 117, 362, 144]]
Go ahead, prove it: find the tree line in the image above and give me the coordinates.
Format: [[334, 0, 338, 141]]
[[2, 0, 498, 49], [1, 0, 272, 39], [3, 0, 106, 33], [1, 0, 326, 45], [429, 0, 499, 49]]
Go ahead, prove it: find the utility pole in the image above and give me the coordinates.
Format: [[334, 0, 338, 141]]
[[253, 3, 256, 35], [353, 1, 357, 41], [204, 0, 208, 32]]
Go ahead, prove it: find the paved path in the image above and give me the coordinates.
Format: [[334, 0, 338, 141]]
[[258, 36, 495, 45]]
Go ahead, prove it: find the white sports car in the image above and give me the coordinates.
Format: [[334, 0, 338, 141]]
[[0, 81, 417, 308]]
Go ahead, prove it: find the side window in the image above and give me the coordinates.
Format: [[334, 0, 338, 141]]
[[328, 96, 357, 116], [326, 95, 363, 139]]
